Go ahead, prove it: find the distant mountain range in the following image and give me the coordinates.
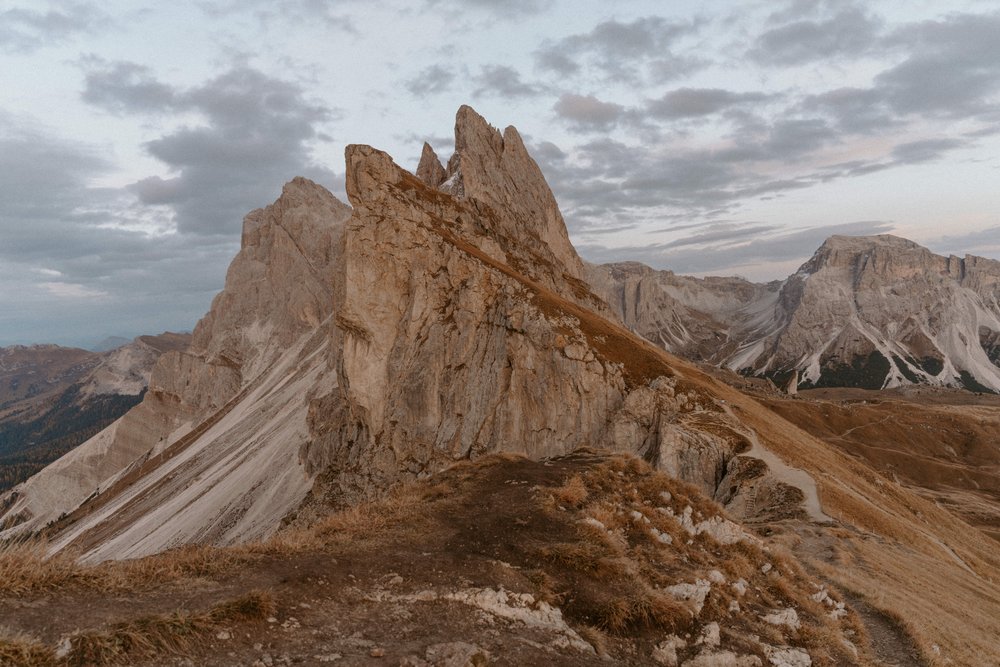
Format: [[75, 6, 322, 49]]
[[590, 234, 1000, 393], [89, 336, 132, 353], [0, 333, 190, 492]]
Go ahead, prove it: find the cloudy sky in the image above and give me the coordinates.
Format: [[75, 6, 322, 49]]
[[2, 0, 999, 346]]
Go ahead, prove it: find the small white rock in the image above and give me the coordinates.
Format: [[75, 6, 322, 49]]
[[651, 635, 686, 666], [763, 608, 801, 630], [698, 622, 721, 648]]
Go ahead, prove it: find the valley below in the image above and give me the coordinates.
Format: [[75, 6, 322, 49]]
[[757, 387, 1000, 542]]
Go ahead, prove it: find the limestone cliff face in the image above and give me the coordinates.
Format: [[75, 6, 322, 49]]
[[303, 143, 641, 495], [593, 235, 1000, 392], [760, 235, 1000, 391], [0, 108, 816, 560], [438, 106, 602, 313]]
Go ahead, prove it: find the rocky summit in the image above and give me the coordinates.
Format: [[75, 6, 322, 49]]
[[2, 106, 765, 560], [2, 107, 1000, 666]]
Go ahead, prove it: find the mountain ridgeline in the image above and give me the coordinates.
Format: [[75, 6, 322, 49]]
[[2, 106, 825, 559], [590, 235, 1000, 393], [0, 333, 190, 492]]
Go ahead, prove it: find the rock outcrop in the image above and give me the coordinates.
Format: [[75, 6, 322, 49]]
[[0, 178, 349, 554], [592, 235, 1000, 392], [415, 142, 447, 188]]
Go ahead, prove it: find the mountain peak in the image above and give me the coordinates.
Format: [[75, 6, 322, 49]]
[[445, 105, 589, 289], [415, 141, 446, 187], [818, 233, 921, 252]]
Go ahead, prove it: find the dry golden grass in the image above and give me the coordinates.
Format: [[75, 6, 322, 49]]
[[659, 363, 1000, 663], [64, 591, 274, 666], [0, 479, 433, 599], [309, 482, 429, 540], [808, 537, 1000, 666], [0, 540, 261, 598], [576, 625, 610, 657], [550, 474, 589, 508], [530, 456, 869, 664], [0, 592, 273, 666], [0, 628, 56, 667]]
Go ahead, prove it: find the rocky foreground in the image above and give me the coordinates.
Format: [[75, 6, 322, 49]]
[[2, 452, 881, 666]]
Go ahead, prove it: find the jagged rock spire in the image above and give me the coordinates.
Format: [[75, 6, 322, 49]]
[[444, 105, 587, 286], [415, 142, 447, 187]]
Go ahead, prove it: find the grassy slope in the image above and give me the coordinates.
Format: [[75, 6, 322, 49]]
[[1, 452, 873, 666]]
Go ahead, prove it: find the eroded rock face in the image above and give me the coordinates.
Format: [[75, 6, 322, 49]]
[[439, 106, 603, 313], [592, 235, 1000, 392], [588, 262, 782, 366]]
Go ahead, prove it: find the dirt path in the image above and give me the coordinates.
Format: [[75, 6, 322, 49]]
[[840, 591, 927, 667]]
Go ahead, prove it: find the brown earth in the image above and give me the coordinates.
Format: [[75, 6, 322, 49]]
[[1, 452, 874, 666], [756, 387, 1000, 541]]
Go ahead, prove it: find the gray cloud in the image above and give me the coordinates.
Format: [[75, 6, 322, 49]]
[[198, 0, 356, 31], [800, 87, 896, 133], [659, 222, 781, 250], [83, 62, 336, 236], [794, 12, 1000, 135], [577, 220, 896, 275], [535, 17, 703, 83], [473, 65, 548, 98], [428, 0, 554, 14], [0, 2, 107, 53], [877, 12, 1000, 119], [405, 64, 455, 97], [646, 88, 772, 119], [553, 93, 624, 131], [540, 11, 1000, 240], [82, 60, 177, 113], [0, 113, 238, 346], [889, 138, 964, 164], [750, 6, 882, 65], [931, 225, 1000, 257]]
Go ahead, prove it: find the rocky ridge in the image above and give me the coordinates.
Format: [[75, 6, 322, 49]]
[[2, 107, 809, 561], [590, 235, 1000, 393]]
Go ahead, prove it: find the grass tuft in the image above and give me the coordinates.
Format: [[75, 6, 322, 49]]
[[551, 475, 589, 508], [0, 628, 57, 667], [63, 591, 274, 666]]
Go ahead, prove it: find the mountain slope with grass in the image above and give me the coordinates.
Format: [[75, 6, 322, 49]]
[[0, 453, 873, 666]]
